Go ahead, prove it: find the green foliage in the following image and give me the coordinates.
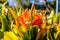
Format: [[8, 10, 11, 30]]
[[0, 14, 11, 32], [0, 31, 3, 39]]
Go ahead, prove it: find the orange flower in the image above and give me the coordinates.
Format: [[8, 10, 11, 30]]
[[32, 14, 43, 26], [22, 9, 30, 22], [17, 9, 43, 29], [17, 16, 28, 29]]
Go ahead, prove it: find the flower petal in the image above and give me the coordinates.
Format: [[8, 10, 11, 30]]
[[17, 16, 28, 29], [32, 14, 43, 26], [22, 9, 30, 22]]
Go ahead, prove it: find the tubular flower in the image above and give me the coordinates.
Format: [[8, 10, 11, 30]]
[[32, 14, 43, 26], [17, 16, 28, 29], [22, 9, 30, 22], [17, 9, 43, 29]]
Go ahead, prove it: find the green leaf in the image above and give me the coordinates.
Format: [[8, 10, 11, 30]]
[[1, 15, 11, 32], [20, 26, 30, 40], [29, 26, 38, 40], [56, 33, 60, 40], [0, 31, 3, 39]]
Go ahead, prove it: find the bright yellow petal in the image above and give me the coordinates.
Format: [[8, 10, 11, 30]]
[[4, 31, 19, 40]]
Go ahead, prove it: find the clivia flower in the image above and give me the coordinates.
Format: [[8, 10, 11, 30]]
[[32, 14, 43, 26], [17, 9, 43, 29]]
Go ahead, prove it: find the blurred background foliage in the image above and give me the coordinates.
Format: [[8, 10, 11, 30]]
[[0, 0, 60, 40]]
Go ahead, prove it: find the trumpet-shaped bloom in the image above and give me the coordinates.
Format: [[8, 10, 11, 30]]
[[17, 9, 43, 29]]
